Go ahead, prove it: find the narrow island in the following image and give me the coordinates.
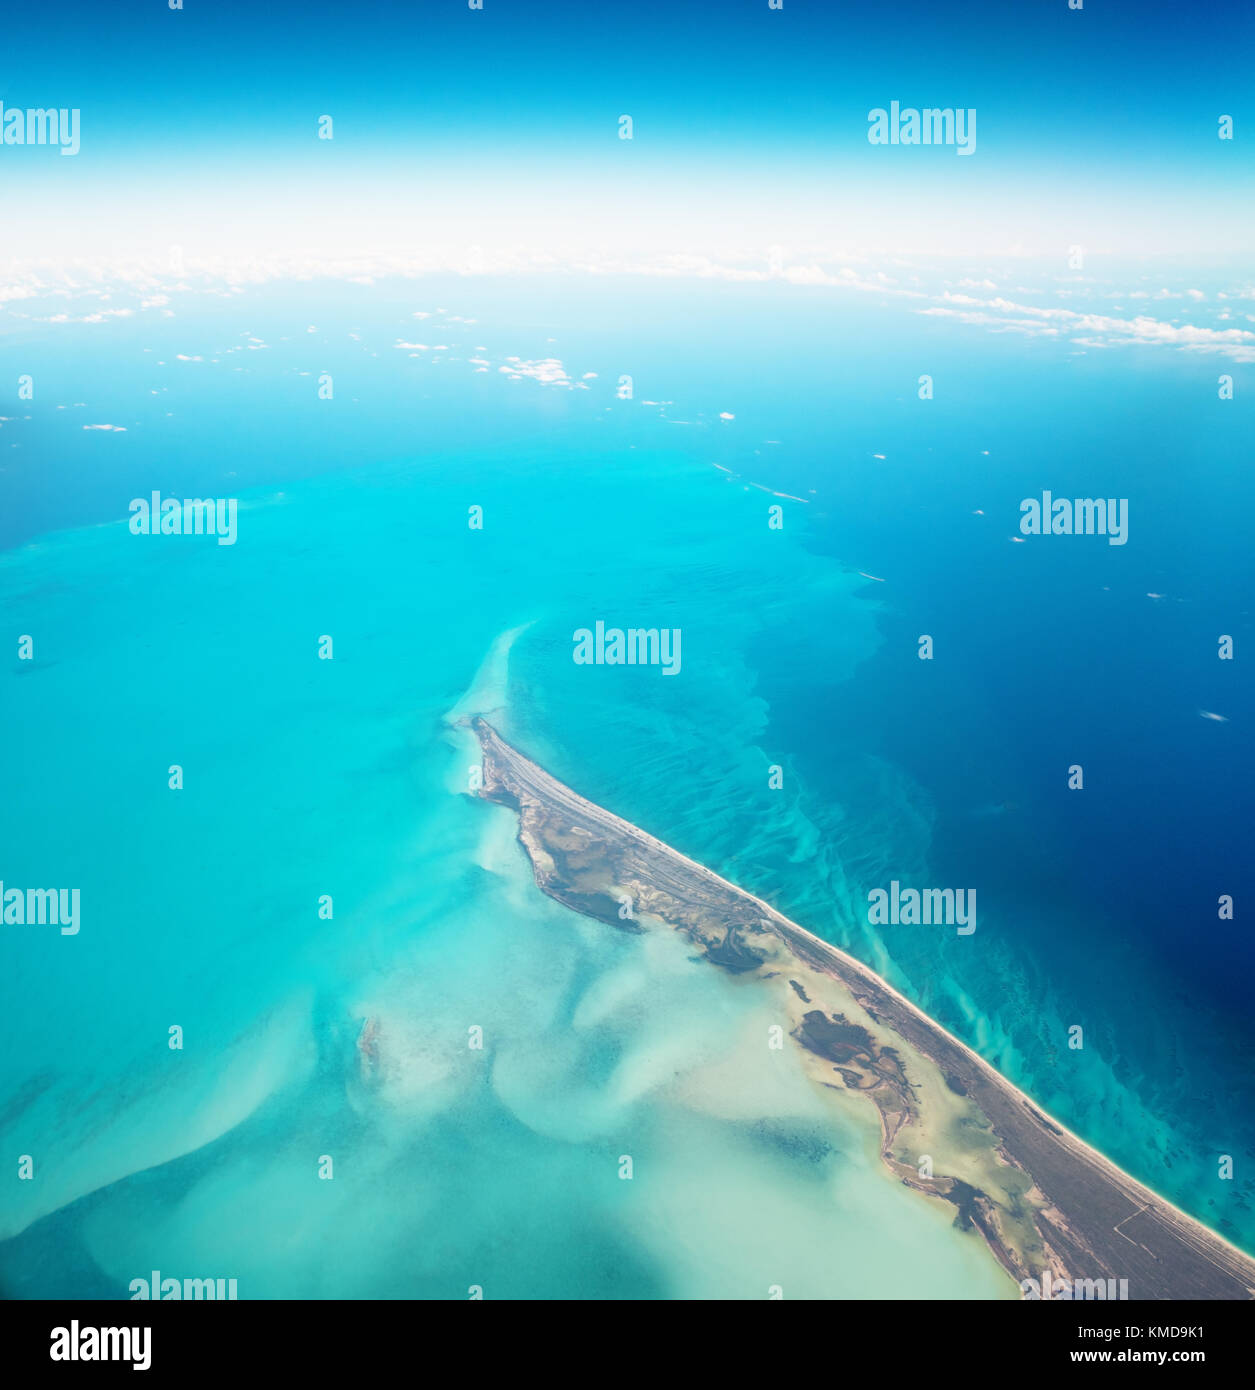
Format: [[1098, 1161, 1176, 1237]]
[[467, 715, 1255, 1300]]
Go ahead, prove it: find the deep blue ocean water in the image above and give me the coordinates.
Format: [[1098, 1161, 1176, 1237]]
[[1, 274, 1250, 1295]]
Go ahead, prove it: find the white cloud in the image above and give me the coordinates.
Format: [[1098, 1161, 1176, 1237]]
[[920, 295, 1255, 361], [498, 357, 571, 386]]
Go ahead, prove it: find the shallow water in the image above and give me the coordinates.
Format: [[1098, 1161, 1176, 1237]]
[[1, 278, 1250, 1296]]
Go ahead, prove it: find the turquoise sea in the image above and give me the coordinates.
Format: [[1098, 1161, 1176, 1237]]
[[1, 274, 1251, 1296]]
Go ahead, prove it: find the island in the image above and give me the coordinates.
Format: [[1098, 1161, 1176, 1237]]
[[467, 715, 1255, 1300]]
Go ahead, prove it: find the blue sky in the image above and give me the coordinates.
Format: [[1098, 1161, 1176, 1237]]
[[1, 0, 1251, 262]]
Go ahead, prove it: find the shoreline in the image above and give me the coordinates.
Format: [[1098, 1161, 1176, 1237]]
[[467, 715, 1255, 1299]]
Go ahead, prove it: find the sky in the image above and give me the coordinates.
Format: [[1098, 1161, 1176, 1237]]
[[0, 0, 1252, 265]]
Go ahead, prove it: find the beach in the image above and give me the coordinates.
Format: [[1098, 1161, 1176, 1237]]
[[470, 715, 1255, 1300]]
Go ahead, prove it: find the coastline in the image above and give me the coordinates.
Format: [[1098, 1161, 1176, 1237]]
[[467, 715, 1255, 1300]]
